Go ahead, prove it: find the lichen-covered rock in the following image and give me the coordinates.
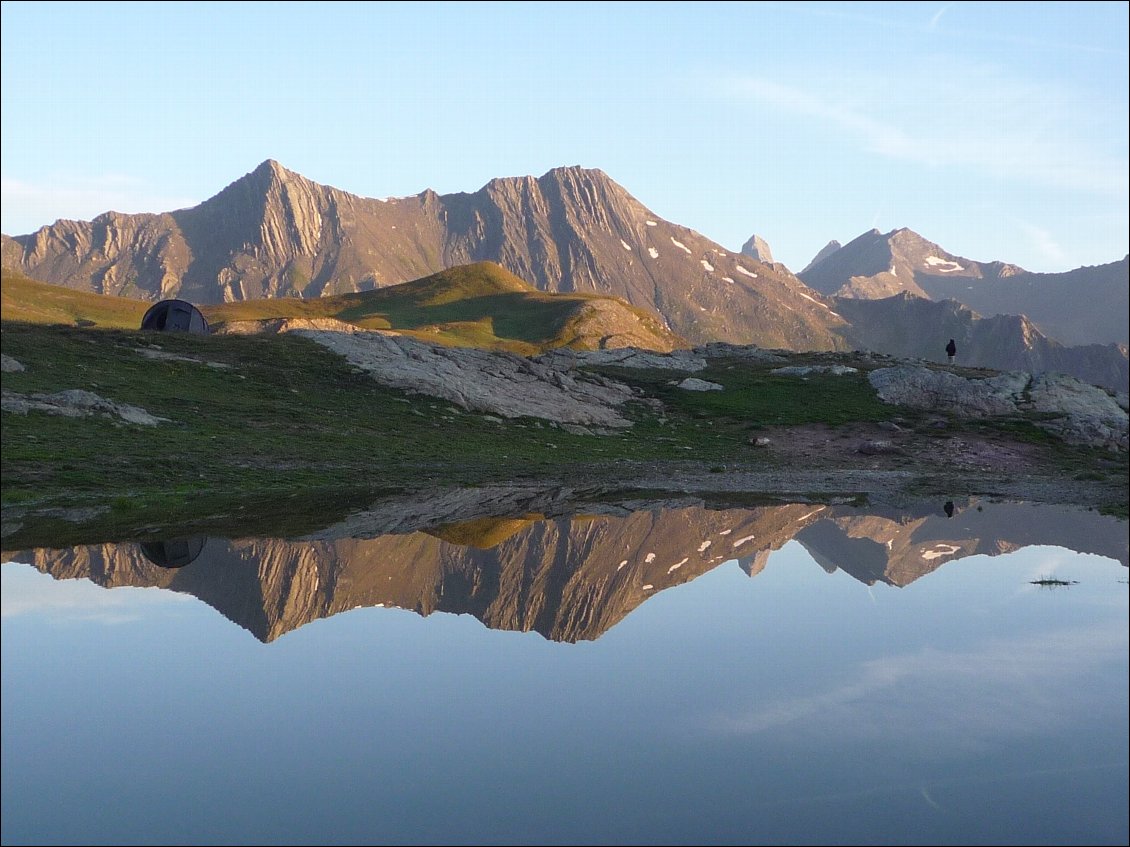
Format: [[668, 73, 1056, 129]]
[[771, 365, 858, 376], [1, 354, 26, 373], [868, 365, 1128, 450], [869, 366, 1028, 417], [1023, 372, 1129, 450], [1, 388, 166, 426], [297, 330, 639, 427], [675, 377, 723, 391]]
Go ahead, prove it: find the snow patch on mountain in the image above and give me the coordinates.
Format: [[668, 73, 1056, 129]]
[[925, 256, 963, 272]]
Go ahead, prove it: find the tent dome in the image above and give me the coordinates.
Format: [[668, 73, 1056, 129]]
[[140, 299, 209, 334]]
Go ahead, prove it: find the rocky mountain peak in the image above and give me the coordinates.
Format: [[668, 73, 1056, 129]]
[[254, 157, 288, 178], [740, 234, 774, 264], [801, 240, 842, 274]]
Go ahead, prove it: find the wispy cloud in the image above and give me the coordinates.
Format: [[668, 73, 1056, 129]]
[[766, 2, 1127, 56], [1014, 221, 1069, 268], [722, 64, 1128, 198], [706, 621, 1126, 753], [0, 174, 197, 236]]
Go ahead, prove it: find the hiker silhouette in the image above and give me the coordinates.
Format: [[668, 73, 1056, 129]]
[[945, 338, 957, 363], [944, 501, 955, 518]]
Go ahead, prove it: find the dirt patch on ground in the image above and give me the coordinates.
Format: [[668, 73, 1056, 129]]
[[561, 421, 1126, 516], [752, 421, 1046, 477]]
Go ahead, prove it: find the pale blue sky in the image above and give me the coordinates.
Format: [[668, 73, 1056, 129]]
[[2, 1, 1126, 273]]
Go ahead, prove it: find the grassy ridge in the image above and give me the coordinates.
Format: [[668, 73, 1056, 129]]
[[1, 270, 151, 328], [209, 262, 680, 353], [2, 262, 682, 354]]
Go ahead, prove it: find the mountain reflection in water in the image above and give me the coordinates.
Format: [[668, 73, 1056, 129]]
[[6, 496, 1127, 643]]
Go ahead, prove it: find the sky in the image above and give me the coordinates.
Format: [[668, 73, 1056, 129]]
[[1, 1, 1126, 274]]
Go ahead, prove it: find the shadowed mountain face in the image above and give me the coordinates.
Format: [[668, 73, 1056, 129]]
[[832, 293, 1129, 393], [0, 161, 846, 350], [7, 495, 1125, 644], [799, 228, 1129, 348], [921, 256, 1130, 348]]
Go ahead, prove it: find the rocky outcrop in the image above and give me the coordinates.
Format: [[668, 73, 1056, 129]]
[[1025, 371, 1130, 449], [740, 233, 774, 264], [294, 329, 643, 427], [771, 365, 858, 376], [868, 365, 1129, 450], [0, 388, 166, 426], [1, 354, 26, 372], [675, 377, 722, 391], [534, 346, 708, 372]]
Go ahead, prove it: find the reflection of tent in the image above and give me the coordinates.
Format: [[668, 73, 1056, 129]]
[[139, 537, 207, 568], [140, 299, 209, 334]]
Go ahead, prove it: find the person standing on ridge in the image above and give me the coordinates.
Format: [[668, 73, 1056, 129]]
[[946, 338, 957, 364]]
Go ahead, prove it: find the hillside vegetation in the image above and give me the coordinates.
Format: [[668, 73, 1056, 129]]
[[1, 269, 150, 328], [2, 316, 1125, 546], [2, 262, 685, 354]]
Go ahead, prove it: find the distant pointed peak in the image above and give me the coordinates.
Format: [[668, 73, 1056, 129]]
[[801, 240, 843, 274], [245, 159, 313, 189], [543, 164, 608, 179], [889, 227, 933, 244], [740, 234, 775, 264], [253, 158, 287, 176]]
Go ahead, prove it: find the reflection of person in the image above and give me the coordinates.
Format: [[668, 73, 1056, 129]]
[[944, 501, 955, 518], [945, 338, 957, 363]]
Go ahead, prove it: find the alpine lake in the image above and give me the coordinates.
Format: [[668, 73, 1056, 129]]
[[2, 489, 1127, 846]]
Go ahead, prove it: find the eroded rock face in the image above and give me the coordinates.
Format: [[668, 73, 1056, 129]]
[[296, 329, 641, 427], [868, 365, 1129, 449]]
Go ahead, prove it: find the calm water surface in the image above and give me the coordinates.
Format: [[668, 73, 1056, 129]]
[[2, 497, 1127, 845]]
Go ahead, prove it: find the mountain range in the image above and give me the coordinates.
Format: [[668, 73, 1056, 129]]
[[798, 227, 1129, 347], [2, 160, 1126, 391]]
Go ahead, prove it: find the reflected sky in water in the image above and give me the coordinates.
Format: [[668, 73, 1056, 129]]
[[2, 501, 1127, 846]]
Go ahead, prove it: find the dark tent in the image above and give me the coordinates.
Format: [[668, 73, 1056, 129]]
[[139, 537, 208, 568], [140, 299, 209, 334]]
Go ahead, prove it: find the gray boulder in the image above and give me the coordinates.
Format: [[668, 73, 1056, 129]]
[[868, 365, 1128, 450], [297, 330, 639, 427]]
